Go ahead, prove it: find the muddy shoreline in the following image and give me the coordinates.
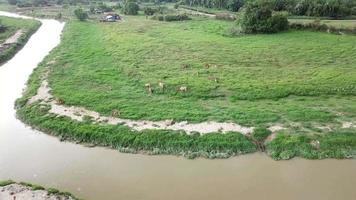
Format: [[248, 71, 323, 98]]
[[0, 181, 79, 200]]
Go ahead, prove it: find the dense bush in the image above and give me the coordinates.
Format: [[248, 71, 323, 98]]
[[142, 6, 167, 15], [237, 1, 289, 34], [123, 1, 139, 15], [0, 24, 7, 33], [352, 6, 356, 15], [181, 0, 356, 18], [152, 14, 191, 21], [143, 7, 156, 15], [74, 8, 88, 21], [8, 0, 17, 5], [227, 0, 244, 12], [97, 2, 114, 12], [16, 0, 32, 7], [269, 13, 289, 32]]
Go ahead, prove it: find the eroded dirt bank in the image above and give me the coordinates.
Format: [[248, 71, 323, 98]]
[[0, 183, 75, 200]]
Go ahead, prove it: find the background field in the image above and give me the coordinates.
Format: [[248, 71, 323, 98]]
[[43, 16, 356, 131], [289, 19, 356, 29]]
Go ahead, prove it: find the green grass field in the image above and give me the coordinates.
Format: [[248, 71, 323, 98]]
[[16, 14, 356, 159], [289, 19, 356, 29], [0, 16, 40, 64], [47, 17, 356, 125]]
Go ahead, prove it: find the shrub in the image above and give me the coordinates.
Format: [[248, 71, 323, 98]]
[[152, 14, 191, 22], [252, 127, 272, 142], [98, 3, 113, 12], [123, 2, 139, 15], [268, 13, 289, 32], [17, 1, 32, 7], [0, 25, 7, 33], [352, 7, 356, 15], [143, 6, 167, 15], [237, 1, 289, 34], [8, 0, 17, 5], [144, 7, 156, 15], [56, 12, 62, 20], [227, 0, 244, 12], [74, 8, 88, 21]]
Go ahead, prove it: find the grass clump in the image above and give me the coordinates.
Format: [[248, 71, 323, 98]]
[[252, 127, 272, 143], [267, 131, 356, 160], [19, 182, 45, 190], [0, 180, 80, 199], [0, 180, 15, 186]]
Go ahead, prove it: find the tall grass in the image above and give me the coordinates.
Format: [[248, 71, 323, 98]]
[[267, 132, 356, 160]]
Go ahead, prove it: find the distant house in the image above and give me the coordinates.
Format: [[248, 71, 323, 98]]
[[102, 13, 121, 22], [94, 9, 103, 14]]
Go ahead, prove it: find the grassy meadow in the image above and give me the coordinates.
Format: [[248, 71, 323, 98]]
[[47, 17, 356, 124], [0, 16, 40, 64], [289, 19, 356, 29], [16, 13, 356, 159]]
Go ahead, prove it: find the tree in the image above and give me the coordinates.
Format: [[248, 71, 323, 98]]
[[227, 0, 244, 12], [8, 0, 18, 5], [237, 0, 289, 34], [123, 1, 139, 15], [74, 8, 88, 21]]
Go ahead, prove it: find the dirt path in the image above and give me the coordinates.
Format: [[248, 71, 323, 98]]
[[0, 184, 74, 200], [4, 30, 23, 45], [29, 79, 254, 135]]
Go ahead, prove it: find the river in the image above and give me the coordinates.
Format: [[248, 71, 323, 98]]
[[0, 11, 356, 200]]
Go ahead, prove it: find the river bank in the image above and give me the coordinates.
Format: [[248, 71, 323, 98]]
[[1, 10, 356, 200], [13, 14, 356, 160], [0, 180, 79, 200], [0, 15, 40, 65]]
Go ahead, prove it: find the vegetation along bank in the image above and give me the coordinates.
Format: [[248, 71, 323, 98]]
[[3, 0, 355, 160], [0, 180, 81, 200], [0, 16, 40, 65]]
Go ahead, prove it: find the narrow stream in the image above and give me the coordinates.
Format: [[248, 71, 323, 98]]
[[0, 11, 356, 200]]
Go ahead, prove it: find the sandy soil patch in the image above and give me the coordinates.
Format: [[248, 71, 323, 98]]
[[268, 125, 285, 133], [342, 122, 356, 129], [0, 184, 74, 200]]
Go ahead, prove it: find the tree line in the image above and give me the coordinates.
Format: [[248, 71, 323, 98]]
[[180, 0, 356, 18]]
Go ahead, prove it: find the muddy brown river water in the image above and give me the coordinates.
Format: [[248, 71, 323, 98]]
[[0, 11, 356, 200]]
